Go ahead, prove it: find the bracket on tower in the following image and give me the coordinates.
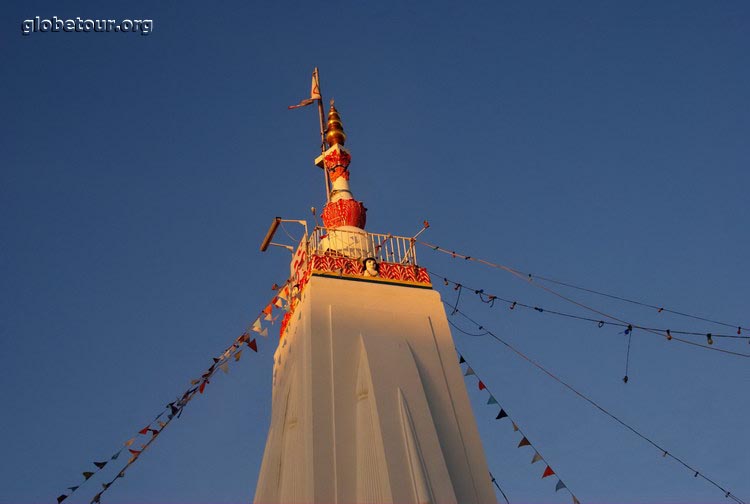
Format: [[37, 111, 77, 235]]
[[260, 217, 309, 252]]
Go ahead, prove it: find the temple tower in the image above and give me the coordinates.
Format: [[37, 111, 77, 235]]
[[254, 102, 497, 504]]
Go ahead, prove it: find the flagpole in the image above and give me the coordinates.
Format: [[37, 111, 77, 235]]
[[314, 68, 331, 203]]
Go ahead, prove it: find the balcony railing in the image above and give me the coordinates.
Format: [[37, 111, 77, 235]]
[[308, 227, 418, 266]]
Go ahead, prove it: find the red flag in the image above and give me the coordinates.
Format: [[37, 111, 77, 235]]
[[199, 380, 207, 394], [542, 465, 555, 478], [128, 448, 141, 456], [518, 437, 531, 448], [478, 380, 486, 391], [248, 338, 258, 352], [138, 426, 149, 435]]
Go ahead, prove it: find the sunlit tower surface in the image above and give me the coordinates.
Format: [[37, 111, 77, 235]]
[[253, 100, 497, 504]]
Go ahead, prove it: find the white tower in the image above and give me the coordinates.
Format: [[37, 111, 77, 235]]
[[254, 103, 497, 504]]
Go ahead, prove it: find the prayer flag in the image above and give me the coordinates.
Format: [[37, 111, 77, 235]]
[[518, 437, 531, 448], [496, 409, 508, 420], [248, 338, 258, 352], [556, 480, 567, 492], [288, 68, 322, 109], [542, 466, 555, 478], [487, 396, 498, 405], [478, 380, 486, 391], [531, 452, 543, 464]]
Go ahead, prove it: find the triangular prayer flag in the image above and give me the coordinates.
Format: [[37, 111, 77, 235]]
[[260, 327, 268, 338], [190, 378, 200, 385], [124, 438, 135, 447], [556, 479, 567, 492], [158, 421, 166, 428], [542, 465, 555, 478], [459, 355, 466, 364], [234, 349, 243, 362], [263, 304, 273, 321], [118, 470, 126, 478], [512, 421, 519, 432], [91, 492, 102, 503], [149, 429, 159, 437], [518, 437, 531, 448], [487, 396, 498, 405], [212, 357, 220, 364], [199, 381, 207, 394], [82, 471, 94, 480], [57, 494, 68, 503], [464, 366, 475, 376], [111, 450, 121, 460], [248, 338, 258, 352], [274, 297, 283, 308], [251, 318, 263, 333], [102, 483, 110, 490], [128, 449, 141, 455], [478, 380, 486, 391], [138, 426, 149, 435], [496, 409, 508, 420], [531, 452, 543, 464], [67, 486, 79, 492], [219, 362, 229, 374], [93, 461, 107, 469]]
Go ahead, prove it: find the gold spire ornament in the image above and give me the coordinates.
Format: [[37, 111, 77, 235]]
[[325, 99, 347, 147]]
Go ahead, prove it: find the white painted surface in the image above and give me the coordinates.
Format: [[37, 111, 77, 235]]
[[254, 275, 497, 504]]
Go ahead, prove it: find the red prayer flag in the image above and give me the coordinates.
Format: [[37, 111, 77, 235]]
[[138, 426, 149, 435], [128, 448, 141, 455], [248, 338, 258, 352], [478, 380, 486, 391], [199, 381, 207, 394], [542, 465, 555, 478]]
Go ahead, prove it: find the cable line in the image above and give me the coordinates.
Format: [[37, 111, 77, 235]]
[[421, 241, 747, 334], [446, 304, 746, 504], [420, 244, 750, 358]]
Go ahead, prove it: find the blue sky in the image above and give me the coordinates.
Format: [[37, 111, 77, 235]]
[[2, 1, 748, 502]]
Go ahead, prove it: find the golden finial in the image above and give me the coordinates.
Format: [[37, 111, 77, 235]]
[[325, 99, 347, 147]]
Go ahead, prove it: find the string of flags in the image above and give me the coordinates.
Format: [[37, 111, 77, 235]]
[[447, 306, 746, 504], [54, 282, 295, 504], [431, 269, 750, 359], [419, 240, 748, 336], [458, 350, 581, 504]]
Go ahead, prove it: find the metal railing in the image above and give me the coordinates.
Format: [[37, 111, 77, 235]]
[[308, 227, 418, 266]]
